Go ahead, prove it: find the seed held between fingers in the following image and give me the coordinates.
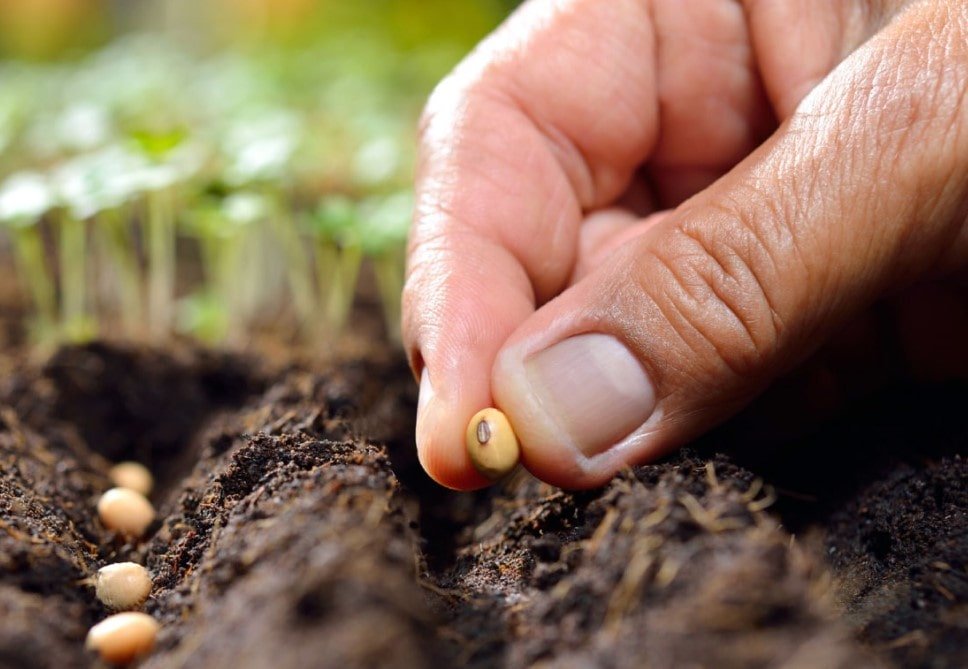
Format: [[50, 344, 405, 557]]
[[97, 488, 155, 538], [96, 562, 152, 610], [465, 408, 520, 480], [108, 461, 154, 496], [86, 612, 159, 664]]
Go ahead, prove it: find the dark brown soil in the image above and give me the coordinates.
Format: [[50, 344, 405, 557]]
[[0, 341, 964, 669]]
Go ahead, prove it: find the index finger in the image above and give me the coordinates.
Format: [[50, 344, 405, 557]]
[[403, 0, 659, 488]]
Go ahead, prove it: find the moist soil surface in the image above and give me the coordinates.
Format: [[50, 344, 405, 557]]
[[0, 339, 964, 669]]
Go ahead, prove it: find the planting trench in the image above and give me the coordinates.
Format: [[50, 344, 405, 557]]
[[0, 340, 965, 668]]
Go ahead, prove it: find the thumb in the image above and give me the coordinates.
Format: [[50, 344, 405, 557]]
[[491, 3, 968, 489]]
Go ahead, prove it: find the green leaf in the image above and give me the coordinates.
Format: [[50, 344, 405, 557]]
[[0, 171, 53, 227], [307, 195, 359, 245], [358, 190, 413, 256], [176, 291, 228, 344], [129, 127, 188, 159]]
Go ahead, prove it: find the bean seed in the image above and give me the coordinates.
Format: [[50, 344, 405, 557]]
[[108, 462, 153, 496], [86, 612, 159, 664], [96, 562, 152, 610], [97, 488, 155, 538], [465, 408, 520, 480]]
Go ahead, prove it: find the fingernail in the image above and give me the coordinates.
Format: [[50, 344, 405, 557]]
[[417, 367, 434, 415], [416, 368, 435, 439], [524, 334, 656, 457], [414, 368, 437, 468]]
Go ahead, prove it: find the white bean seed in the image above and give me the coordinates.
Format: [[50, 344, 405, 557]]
[[96, 562, 152, 610], [108, 462, 154, 496], [86, 612, 159, 664], [97, 488, 155, 538]]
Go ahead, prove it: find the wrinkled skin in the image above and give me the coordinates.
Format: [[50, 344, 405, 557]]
[[403, 0, 968, 490]]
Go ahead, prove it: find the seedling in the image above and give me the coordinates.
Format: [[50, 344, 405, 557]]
[[358, 191, 413, 344], [465, 408, 520, 480], [145, 184, 177, 340], [97, 487, 155, 538], [108, 462, 153, 497], [127, 131, 203, 340], [217, 110, 317, 334], [53, 147, 135, 341], [0, 171, 57, 340], [57, 212, 94, 341], [305, 195, 363, 337], [86, 612, 159, 664], [266, 190, 316, 336], [179, 191, 269, 343], [94, 206, 143, 338], [95, 562, 152, 610]]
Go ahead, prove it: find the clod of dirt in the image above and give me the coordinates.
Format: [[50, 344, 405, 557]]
[[828, 456, 968, 668], [140, 369, 441, 669], [0, 402, 107, 668], [430, 457, 879, 669]]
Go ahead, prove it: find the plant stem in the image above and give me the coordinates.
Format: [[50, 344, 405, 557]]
[[97, 209, 143, 338], [332, 243, 362, 332], [269, 192, 315, 335], [58, 213, 93, 342], [11, 226, 57, 341], [231, 221, 268, 334], [315, 241, 362, 337], [147, 189, 176, 340], [197, 231, 237, 344], [373, 247, 405, 346]]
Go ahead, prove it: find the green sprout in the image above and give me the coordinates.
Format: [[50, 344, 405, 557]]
[[127, 133, 204, 340], [305, 195, 364, 338], [50, 155, 107, 342], [54, 102, 113, 154], [220, 110, 316, 336], [179, 191, 269, 344], [95, 205, 143, 338], [55, 146, 144, 338], [53, 146, 149, 341], [0, 171, 57, 341], [358, 190, 413, 344]]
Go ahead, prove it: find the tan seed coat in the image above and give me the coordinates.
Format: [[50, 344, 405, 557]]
[[86, 612, 159, 664], [108, 462, 154, 496], [97, 488, 155, 537], [465, 408, 520, 480], [96, 562, 152, 610]]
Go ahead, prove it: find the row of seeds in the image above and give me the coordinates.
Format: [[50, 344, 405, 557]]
[[80, 407, 520, 663], [86, 461, 160, 664]]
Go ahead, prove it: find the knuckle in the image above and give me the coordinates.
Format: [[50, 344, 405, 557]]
[[843, 3, 967, 157], [401, 231, 454, 357], [792, 1, 967, 164], [417, 61, 503, 158], [849, 3, 968, 261], [634, 205, 791, 380], [783, 3, 968, 284]]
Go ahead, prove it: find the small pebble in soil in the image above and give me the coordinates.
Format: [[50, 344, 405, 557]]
[[108, 461, 154, 496], [97, 488, 156, 537], [465, 407, 520, 480], [85, 612, 159, 664], [96, 562, 152, 610]]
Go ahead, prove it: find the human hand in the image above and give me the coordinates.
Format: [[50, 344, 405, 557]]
[[403, 0, 968, 489]]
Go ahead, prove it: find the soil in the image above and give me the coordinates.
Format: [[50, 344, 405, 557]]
[[0, 334, 964, 668]]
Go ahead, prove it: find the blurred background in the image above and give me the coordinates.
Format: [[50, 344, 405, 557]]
[[0, 0, 516, 347]]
